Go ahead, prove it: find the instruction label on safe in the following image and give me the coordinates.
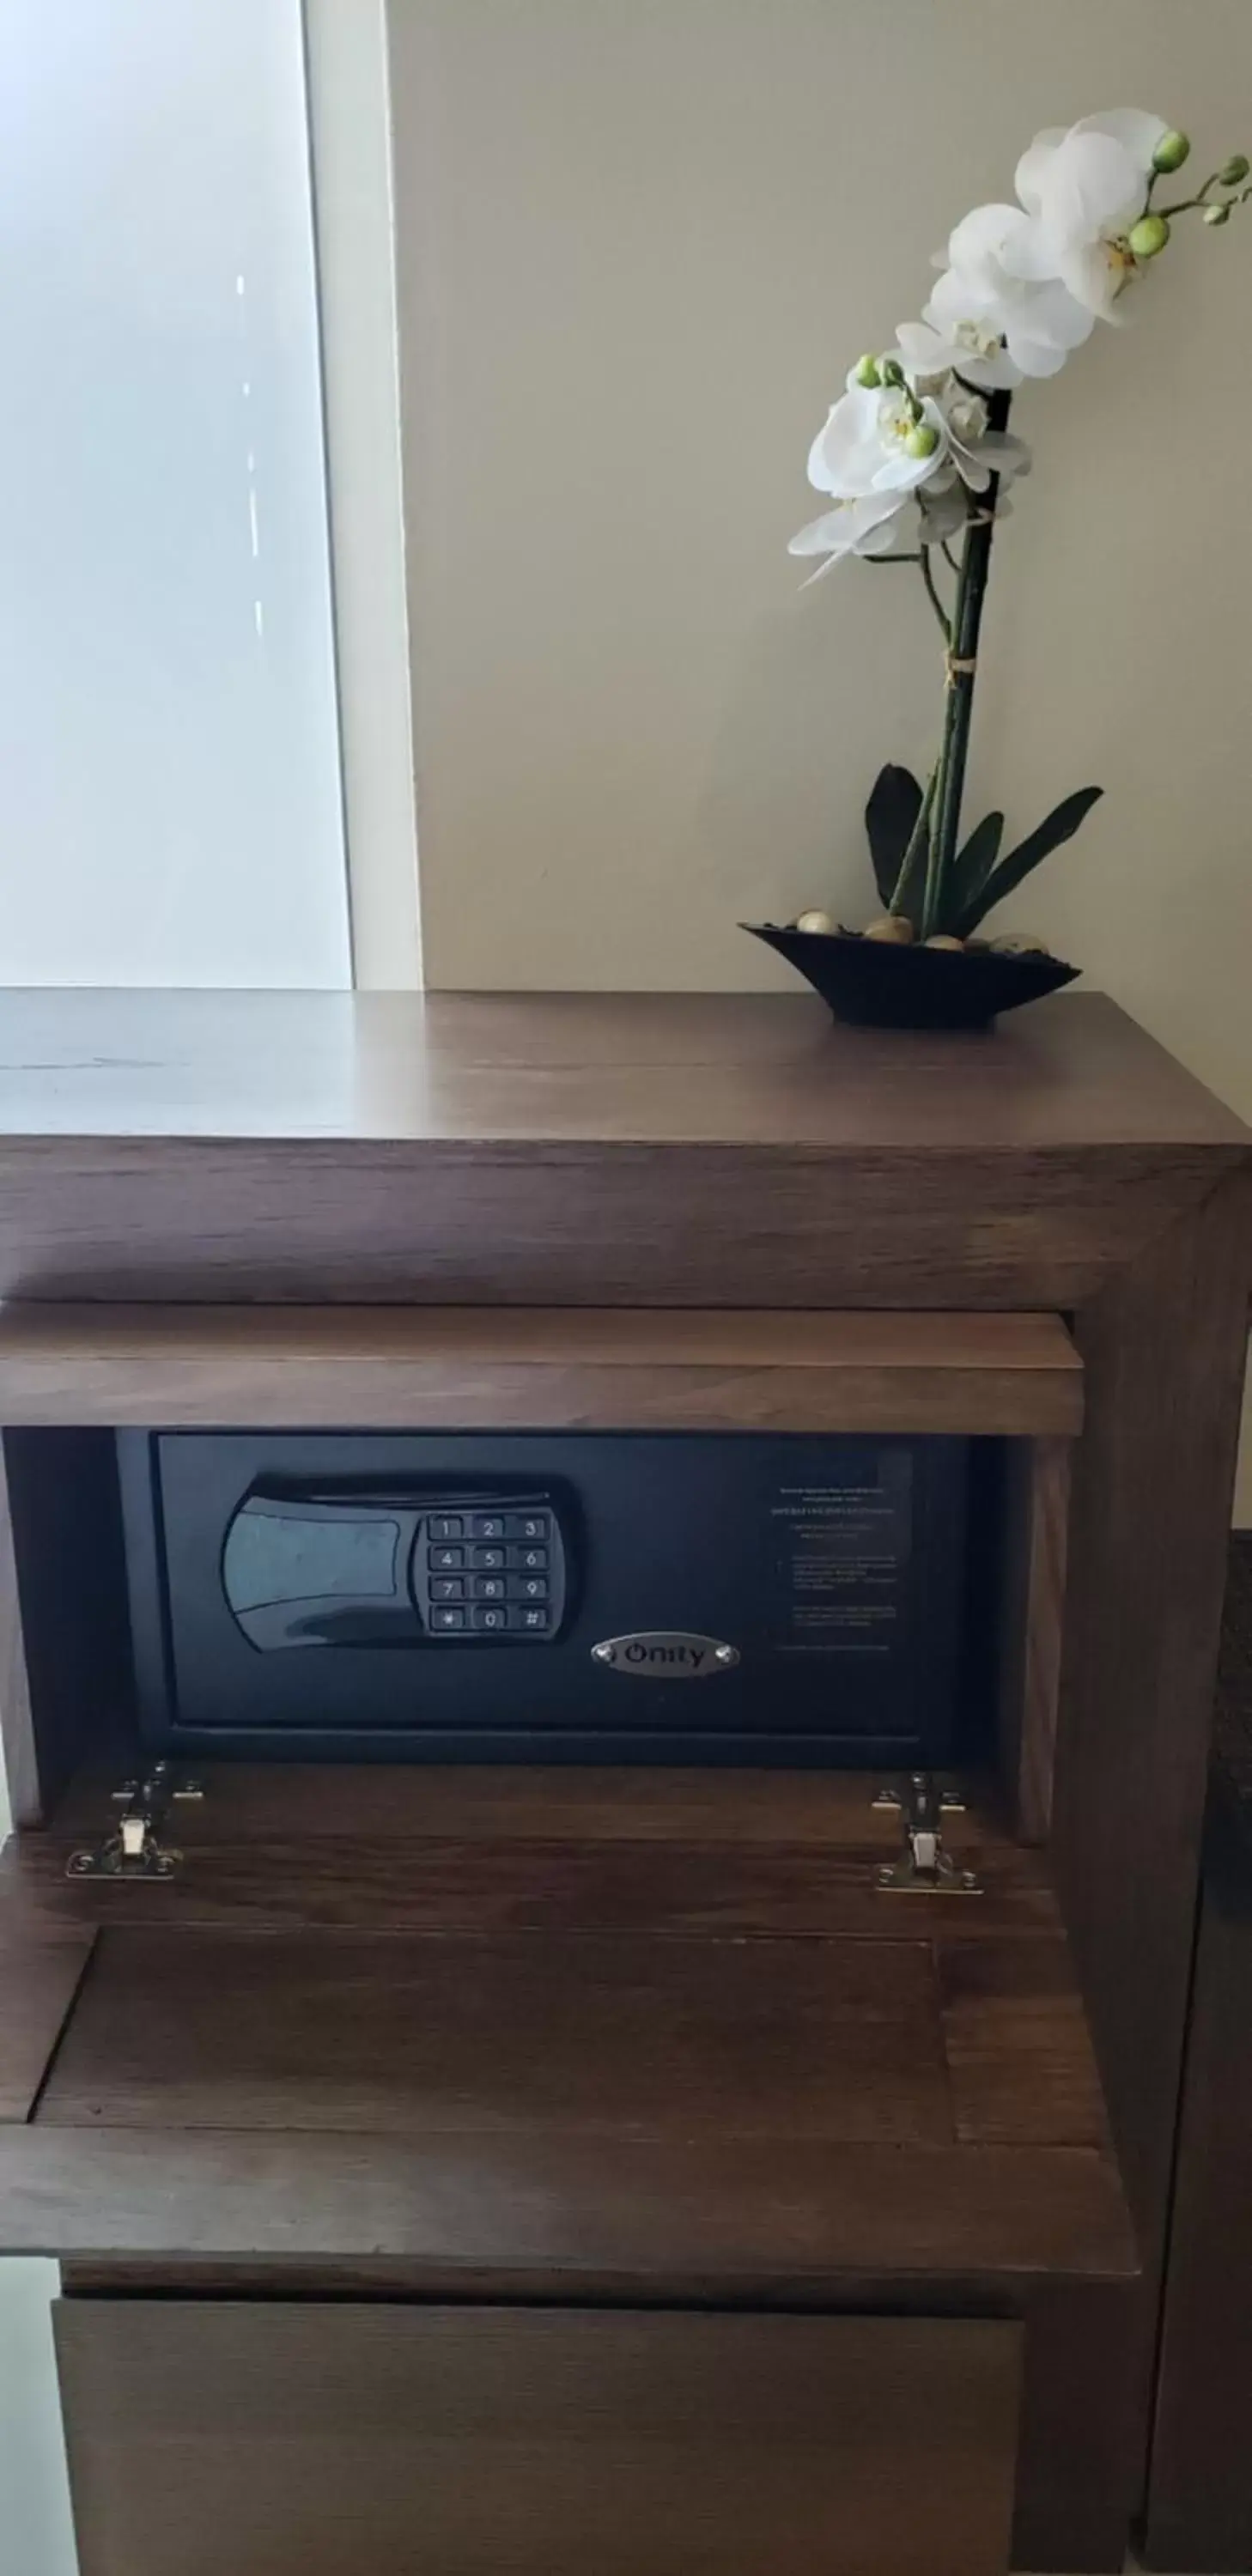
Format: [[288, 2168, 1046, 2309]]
[[767, 1453, 912, 1656]]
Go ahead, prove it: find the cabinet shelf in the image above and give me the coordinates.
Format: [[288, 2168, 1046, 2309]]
[[0, 1303, 1082, 1437]]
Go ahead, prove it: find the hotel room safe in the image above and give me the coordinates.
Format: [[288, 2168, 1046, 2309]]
[[117, 1428, 974, 1767]]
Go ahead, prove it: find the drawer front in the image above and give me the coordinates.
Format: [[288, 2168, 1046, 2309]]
[[55, 2300, 1021, 2576]]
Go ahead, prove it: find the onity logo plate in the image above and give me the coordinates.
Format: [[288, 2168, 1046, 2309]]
[[591, 1633, 739, 1678]]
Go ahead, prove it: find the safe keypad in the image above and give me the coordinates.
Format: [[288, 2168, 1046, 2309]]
[[416, 1505, 563, 1639]]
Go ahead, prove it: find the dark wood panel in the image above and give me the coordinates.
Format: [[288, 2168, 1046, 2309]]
[[1058, 1176, 1252, 2238], [42, 1760, 996, 1849], [9, 1814, 1061, 1942], [997, 1435, 1071, 1842], [0, 1430, 133, 1825], [0, 2127, 1136, 2285], [936, 1939, 1109, 2148], [1012, 2277, 1141, 2572], [0, 1917, 94, 2119], [1144, 1825, 1252, 2569], [0, 993, 1240, 1308], [1054, 1176, 1252, 2524], [0, 1303, 1083, 1435], [0, 1136, 1228, 1307], [40, 1929, 951, 2145], [0, 1442, 38, 1826], [54, 2301, 1022, 2576]]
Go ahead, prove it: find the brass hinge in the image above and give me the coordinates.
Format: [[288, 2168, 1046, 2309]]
[[873, 1771, 982, 1895], [67, 1764, 204, 1882]]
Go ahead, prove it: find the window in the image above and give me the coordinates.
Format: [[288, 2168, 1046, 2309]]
[[0, 0, 350, 985]]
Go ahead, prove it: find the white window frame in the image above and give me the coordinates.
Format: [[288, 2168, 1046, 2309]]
[[304, 0, 422, 988]]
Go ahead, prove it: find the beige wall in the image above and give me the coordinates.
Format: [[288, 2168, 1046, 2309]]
[[388, 0, 1252, 1502]]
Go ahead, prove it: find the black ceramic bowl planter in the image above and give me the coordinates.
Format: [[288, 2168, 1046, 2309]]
[[743, 921, 1079, 1031]]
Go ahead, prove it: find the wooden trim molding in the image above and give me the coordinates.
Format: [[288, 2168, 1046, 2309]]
[[0, 1304, 1083, 1437]]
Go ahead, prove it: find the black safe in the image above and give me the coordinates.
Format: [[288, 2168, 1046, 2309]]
[[119, 1429, 972, 1767]]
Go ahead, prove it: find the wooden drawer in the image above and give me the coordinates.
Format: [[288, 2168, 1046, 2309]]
[[54, 2300, 1022, 2576]]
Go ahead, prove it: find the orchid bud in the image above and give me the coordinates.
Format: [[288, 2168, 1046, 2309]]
[[1205, 202, 1232, 226], [1129, 213, 1170, 258], [853, 354, 882, 388], [880, 356, 905, 388], [1218, 154, 1250, 185], [1152, 130, 1191, 173], [904, 422, 939, 459]]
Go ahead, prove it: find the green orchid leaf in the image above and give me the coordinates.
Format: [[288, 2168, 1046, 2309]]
[[939, 810, 1004, 933], [890, 827, 931, 932], [865, 764, 923, 908], [952, 786, 1103, 939]]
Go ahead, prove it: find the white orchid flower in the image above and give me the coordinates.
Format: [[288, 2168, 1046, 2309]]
[[899, 205, 1096, 388], [939, 388, 1034, 495], [806, 381, 951, 501], [1005, 108, 1170, 319], [788, 490, 918, 583], [790, 393, 1028, 580], [793, 379, 954, 580]]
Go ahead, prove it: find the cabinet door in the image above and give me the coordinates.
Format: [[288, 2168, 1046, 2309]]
[[55, 2300, 1021, 2576]]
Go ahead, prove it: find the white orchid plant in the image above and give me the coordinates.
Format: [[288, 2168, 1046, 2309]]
[[791, 109, 1251, 949]]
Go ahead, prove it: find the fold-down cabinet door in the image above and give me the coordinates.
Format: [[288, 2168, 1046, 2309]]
[[53, 2301, 1023, 2576]]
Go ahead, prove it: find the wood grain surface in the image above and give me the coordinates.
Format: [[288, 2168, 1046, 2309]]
[[6, 1766, 1061, 1941], [1, 2126, 1134, 2285], [997, 1436, 1071, 1842], [36, 1927, 947, 2143], [0, 1441, 37, 1826], [0, 988, 1240, 1146], [0, 990, 1241, 1307], [53, 2301, 1022, 2576], [0, 1917, 94, 2120], [0, 1303, 1084, 1435], [0, 1770, 1133, 2296], [1057, 1176, 1252, 2239], [1144, 1814, 1252, 2570]]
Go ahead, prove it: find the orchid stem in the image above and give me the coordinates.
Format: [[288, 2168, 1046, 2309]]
[[919, 548, 951, 643], [921, 388, 1012, 939]]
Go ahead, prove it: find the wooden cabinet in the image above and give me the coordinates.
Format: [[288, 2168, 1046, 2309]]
[[0, 987, 1245, 2575], [1144, 1540, 1252, 2570], [53, 2304, 1022, 2576]]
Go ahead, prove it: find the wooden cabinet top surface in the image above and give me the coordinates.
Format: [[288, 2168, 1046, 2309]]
[[0, 986, 1243, 1153], [0, 989, 1242, 1305]]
